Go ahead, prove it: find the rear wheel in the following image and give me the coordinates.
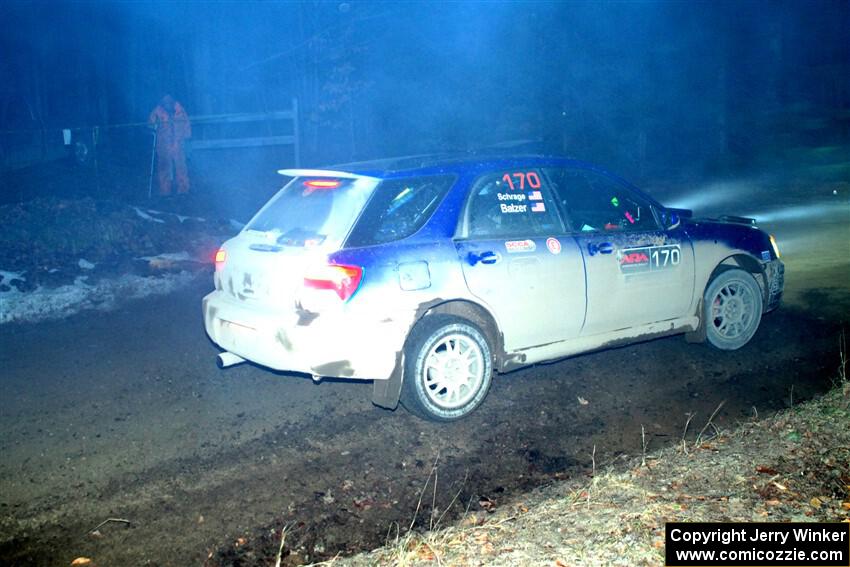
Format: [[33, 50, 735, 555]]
[[401, 315, 492, 421], [703, 268, 763, 350]]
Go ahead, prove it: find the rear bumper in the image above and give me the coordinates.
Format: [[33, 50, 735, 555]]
[[203, 291, 406, 380], [764, 259, 784, 312]]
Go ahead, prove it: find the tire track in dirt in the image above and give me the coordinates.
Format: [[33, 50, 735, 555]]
[[0, 287, 842, 565]]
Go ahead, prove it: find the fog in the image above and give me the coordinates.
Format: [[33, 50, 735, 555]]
[[2, 1, 848, 184], [2, 3, 849, 564]]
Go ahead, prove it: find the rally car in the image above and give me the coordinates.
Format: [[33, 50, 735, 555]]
[[203, 155, 784, 421]]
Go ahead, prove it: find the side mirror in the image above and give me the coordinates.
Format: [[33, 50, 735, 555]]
[[661, 207, 692, 230], [667, 212, 681, 230]]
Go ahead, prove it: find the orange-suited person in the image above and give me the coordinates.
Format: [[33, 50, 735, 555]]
[[148, 94, 192, 196]]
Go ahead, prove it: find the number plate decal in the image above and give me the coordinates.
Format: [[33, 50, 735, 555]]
[[618, 245, 681, 273]]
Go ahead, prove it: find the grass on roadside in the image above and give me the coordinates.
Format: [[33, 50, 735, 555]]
[[339, 341, 850, 567]]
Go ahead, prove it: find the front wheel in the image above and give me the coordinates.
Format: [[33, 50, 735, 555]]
[[401, 315, 493, 422], [703, 268, 764, 350]]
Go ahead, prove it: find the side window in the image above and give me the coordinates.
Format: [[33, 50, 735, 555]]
[[544, 168, 659, 232], [346, 175, 455, 247], [466, 170, 563, 238]]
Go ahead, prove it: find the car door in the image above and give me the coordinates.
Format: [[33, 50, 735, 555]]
[[455, 169, 586, 352], [545, 167, 695, 336]]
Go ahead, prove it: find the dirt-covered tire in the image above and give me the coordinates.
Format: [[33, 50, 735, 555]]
[[400, 315, 493, 422], [703, 268, 764, 350]]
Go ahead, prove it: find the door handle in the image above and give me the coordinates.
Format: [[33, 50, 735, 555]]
[[587, 242, 614, 256], [468, 250, 501, 266]]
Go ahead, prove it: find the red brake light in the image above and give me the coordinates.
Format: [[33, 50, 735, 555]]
[[303, 179, 341, 196], [214, 249, 226, 264], [303, 264, 363, 301], [304, 179, 341, 189]]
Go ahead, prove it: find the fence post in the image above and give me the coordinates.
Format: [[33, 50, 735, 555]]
[[92, 127, 101, 195], [292, 97, 300, 167]]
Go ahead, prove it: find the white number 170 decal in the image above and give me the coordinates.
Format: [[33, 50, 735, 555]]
[[619, 244, 681, 273], [651, 246, 680, 268]]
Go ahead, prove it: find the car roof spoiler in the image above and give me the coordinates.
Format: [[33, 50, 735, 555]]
[[277, 168, 379, 181]]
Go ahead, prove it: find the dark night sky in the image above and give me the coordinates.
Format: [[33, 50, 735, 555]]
[[1, 0, 848, 175]]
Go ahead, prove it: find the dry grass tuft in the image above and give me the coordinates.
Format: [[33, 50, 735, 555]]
[[837, 329, 848, 398], [336, 350, 850, 567]]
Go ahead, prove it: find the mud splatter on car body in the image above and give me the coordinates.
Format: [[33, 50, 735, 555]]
[[203, 156, 784, 420]]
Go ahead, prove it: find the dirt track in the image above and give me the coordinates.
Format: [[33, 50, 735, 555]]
[[0, 269, 846, 566], [2, 181, 848, 566]]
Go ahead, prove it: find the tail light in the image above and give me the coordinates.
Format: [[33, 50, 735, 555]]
[[214, 248, 226, 264], [303, 264, 363, 301]]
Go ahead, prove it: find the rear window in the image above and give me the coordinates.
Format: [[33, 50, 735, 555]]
[[245, 176, 377, 249], [345, 175, 456, 247]]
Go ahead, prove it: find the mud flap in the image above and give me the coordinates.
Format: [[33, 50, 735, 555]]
[[371, 352, 404, 410], [685, 297, 707, 344]]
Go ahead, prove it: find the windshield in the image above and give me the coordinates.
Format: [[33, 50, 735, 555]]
[[245, 176, 378, 249]]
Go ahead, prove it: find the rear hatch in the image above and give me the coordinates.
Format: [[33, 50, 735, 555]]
[[216, 171, 379, 310]]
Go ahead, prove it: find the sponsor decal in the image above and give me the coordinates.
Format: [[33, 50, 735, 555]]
[[500, 203, 528, 213], [528, 190, 543, 201], [761, 250, 771, 261], [497, 192, 526, 202], [619, 250, 650, 271], [611, 196, 619, 207], [531, 202, 546, 213], [505, 239, 536, 253], [546, 237, 562, 255], [624, 211, 635, 224], [618, 244, 681, 273]]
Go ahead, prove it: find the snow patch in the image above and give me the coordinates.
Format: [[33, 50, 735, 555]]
[[78, 258, 96, 270], [0, 271, 199, 325], [175, 213, 205, 223], [145, 208, 206, 224], [229, 219, 245, 231], [137, 251, 197, 263], [0, 270, 26, 283], [133, 207, 165, 223]]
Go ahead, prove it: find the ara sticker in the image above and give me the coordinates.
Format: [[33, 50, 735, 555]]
[[618, 244, 681, 273], [546, 237, 562, 255], [531, 202, 546, 213], [505, 239, 536, 253], [528, 190, 543, 201], [619, 250, 650, 271]]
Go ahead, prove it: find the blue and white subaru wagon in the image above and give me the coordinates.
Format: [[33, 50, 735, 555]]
[[203, 156, 784, 421]]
